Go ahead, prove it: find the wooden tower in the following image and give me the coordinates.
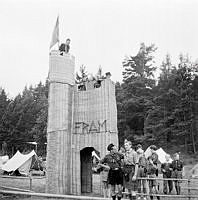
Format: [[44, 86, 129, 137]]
[[46, 50, 118, 195]]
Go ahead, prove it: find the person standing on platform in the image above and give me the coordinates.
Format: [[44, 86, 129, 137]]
[[161, 154, 173, 194], [123, 141, 139, 200], [171, 153, 183, 195], [100, 143, 123, 200]]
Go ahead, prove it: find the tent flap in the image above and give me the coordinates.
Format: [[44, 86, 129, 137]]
[[18, 157, 33, 175]]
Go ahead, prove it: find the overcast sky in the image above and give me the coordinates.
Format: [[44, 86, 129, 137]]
[[0, 0, 198, 97]]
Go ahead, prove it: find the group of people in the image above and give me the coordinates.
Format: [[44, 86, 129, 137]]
[[97, 140, 183, 200]]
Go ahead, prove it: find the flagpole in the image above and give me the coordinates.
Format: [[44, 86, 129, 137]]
[[57, 40, 59, 49]]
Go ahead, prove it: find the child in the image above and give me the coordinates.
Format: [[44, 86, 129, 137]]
[[171, 153, 183, 195], [147, 145, 160, 200], [98, 163, 110, 198], [161, 154, 173, 194], [136, 144, 147, 200]]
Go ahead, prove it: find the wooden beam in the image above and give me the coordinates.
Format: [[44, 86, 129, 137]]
[[0, 185, 32, 192], [0, 190, 198, 199], [0, 190, 109, 200], [0, 175, 45, 180]]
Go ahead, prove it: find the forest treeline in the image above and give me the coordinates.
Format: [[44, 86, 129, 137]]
[[1, 43, 198, 156]]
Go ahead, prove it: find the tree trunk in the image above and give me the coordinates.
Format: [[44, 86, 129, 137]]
[[191, 122, 196, 154], [185, 132, 188, 153]]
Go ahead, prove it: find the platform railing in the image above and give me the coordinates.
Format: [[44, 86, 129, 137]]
[[0, 175, 198, 199], [121, 177, 198, 199]]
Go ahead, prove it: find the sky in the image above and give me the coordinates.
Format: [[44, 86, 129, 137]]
[[0, 0, 198, 98]]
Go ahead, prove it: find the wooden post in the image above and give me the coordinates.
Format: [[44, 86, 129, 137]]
[[188, 179, 191, 200], [29, 175, 32, 191]]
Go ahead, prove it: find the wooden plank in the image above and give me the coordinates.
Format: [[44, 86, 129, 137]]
[[1, 189, 198, 199], [0, 175, 45, 180], [138, 177, 188, 181], [0, 186, 32, 192], [0, 190, 110, 200]]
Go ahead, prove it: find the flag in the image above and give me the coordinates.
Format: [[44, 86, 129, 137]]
[[50, 16, 59, 49]]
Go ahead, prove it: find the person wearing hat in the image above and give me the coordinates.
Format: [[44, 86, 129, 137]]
[[171, 153, 183, 195], [136, 144, 147, 200], [123, 141, 139, 200], [100, 143, 124, 200], [147, 145, 160, 200]]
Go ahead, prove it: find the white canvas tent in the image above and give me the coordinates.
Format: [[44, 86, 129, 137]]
[[0, 155, 9, 168], [144, 146, 152, 159], [156, 148, 173, 163], [2, 150, 36, 176], [144, 146, 172, 163], [0, 155, 9, 174], [189, 164, 198, 178]]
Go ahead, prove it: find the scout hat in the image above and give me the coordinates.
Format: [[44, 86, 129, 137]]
[[107, 143, 114, 151]]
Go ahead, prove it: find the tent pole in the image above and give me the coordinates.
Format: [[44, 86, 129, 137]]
[[29, 175, 32, 191]]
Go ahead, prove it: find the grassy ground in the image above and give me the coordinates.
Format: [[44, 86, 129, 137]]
[[0, 174, 198, 200]]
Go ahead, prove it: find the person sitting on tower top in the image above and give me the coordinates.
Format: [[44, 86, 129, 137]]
[[59, 38, 71, 55], [105, 72, 111, 79]]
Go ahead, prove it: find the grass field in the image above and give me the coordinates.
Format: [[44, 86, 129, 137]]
[[0, 174, 198, 200]]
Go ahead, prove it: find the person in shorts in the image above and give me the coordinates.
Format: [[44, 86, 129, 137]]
[[136, 144, 147, 200], [123, 141, 139, 200], [147, 145, 160, 200], [171, 153, 183, 195], [161, 154, 173, 194], [100, 143, 123, 200]]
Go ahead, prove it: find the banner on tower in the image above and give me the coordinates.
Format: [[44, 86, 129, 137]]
[[50, 16, 59, 49]]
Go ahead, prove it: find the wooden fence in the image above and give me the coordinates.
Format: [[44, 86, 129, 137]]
[[0, 176, 198, 199], [0, 175, 45, 191], [124, 177, 198, 199]]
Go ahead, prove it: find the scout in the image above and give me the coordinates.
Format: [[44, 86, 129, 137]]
[[123, 141, 139, 200], [59, 38, 71, 55], [171, 153, 183, 195], [136, 144, 147, 200], [161, 154, 173, 194], [100, 143, 123, 200], [147, 145, 160, 200], [97, 163, 110, 198]]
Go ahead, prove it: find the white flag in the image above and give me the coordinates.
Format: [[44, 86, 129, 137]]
[[50, 16, 59, 49]]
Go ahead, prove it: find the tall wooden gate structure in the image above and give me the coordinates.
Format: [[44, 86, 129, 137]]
[[46, 50, 118, 195]]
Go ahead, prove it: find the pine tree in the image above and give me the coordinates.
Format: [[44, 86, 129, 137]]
[[116, 43, 157, 144]]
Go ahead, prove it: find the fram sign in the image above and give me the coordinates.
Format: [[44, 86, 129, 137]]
[[74, 120, 107, 134]]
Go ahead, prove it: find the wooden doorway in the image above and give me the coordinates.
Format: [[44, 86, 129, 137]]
[[80, 147, 94, 193]]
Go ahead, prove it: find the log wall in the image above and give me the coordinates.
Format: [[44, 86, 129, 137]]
[[46, 50, 118, 195]]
